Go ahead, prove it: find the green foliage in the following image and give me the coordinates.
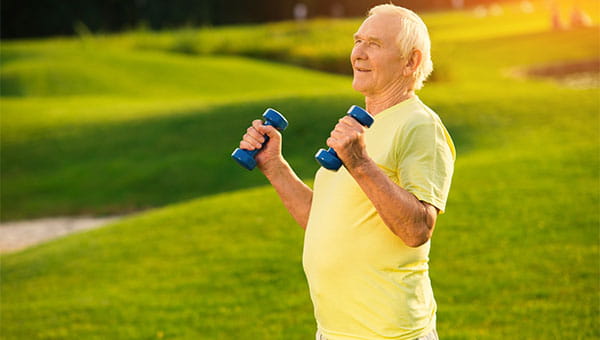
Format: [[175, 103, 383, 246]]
[[1, 1, 599, 338]]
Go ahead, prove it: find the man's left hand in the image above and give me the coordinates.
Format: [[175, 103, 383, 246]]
[[327, 116, 370, 170]]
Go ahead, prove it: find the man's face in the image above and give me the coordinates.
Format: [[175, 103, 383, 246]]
[[351, 13, 406, 96]]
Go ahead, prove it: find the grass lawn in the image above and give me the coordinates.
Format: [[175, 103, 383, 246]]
[[0, 46, 353, 220], [1, 0, 599, 338]]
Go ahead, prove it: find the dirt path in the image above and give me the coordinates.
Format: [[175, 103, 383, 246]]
[[0, 216, 122, 254]]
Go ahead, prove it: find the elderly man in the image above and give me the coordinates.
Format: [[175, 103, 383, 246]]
[[239, 4, 454, 340]]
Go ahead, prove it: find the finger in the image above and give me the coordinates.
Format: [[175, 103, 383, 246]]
[[242, 123, 266, 148], [239, 139, 257, 151], [242, 131, 264, 148], [251, 119, 264, 130], [339, 116, 363, 129], [326, 137, 337, 149], [250, 119, 281, 140], [257, 124, 281, 141], [330, 128, 345, 140], [243, 131, 265, 149], [331, 123, 354, 138], [334, 119, 360, 133], [246, 126, 265, 144]]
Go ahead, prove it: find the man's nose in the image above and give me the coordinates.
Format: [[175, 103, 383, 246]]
[[351, 44, 367, 61]]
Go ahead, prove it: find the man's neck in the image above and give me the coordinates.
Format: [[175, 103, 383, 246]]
[[364, 82, 415, 115]]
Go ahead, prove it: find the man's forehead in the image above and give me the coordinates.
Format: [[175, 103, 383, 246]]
[[355, 13, 401, 40], [353, 32, 383, 42]]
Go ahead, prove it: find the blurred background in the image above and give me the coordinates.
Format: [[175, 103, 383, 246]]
[[3, 0, 580, 39], [1, 0, 598, 339]]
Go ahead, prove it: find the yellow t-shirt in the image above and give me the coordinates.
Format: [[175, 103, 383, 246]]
[[303, 96, 455, 340]]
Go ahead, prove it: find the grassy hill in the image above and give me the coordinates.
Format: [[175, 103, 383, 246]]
[[1, 46, 354, 220], [1, 1, 599, 339], [1, 0, 598, 221], [1, 187, 312, 339]]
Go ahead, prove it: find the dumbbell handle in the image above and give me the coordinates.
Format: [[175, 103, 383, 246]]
[[315, 105, 374, 171], [231, 108, 288, 171]]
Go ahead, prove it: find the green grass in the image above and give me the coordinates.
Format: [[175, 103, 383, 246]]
[[1, 1, 599, 339], [2, 94, 371, 220], [1, 187, 312, 339], [0, 44, 353, 220], [94, 0, 600, 75]]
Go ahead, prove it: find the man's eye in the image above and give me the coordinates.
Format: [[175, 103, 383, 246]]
[[369, 41, 380, 47], [354, 39, 362, 45]]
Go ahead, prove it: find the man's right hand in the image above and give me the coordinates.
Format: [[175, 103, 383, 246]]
[[238, 119, 283, 173]]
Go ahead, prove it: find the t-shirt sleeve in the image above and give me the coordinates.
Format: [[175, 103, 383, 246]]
[[395, 120, 455, 213]]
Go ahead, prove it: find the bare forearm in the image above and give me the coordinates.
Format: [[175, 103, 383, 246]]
[[348, 159, 436, 247], [239, 121, 312, 228], [261, 158, 313, 229]]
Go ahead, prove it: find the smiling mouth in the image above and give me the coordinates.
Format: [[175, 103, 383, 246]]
[[355, 67, 372, 73]]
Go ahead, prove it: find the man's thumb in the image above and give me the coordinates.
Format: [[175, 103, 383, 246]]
[[259, 124, 280, 140]]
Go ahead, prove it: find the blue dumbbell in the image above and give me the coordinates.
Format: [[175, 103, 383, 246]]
[[232, 108, 288, 170], [315, 105, 374, 171]]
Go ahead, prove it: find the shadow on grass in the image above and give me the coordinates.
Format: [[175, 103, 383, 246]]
[[0, 95, 347, 220]]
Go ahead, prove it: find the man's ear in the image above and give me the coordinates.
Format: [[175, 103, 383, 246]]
[[403, 49, 422, 76]]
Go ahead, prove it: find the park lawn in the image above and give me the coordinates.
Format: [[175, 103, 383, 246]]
[[1, 186, 313, 339], [1, 2, 599, 339], [0, 43, 353, 221], [1, 83, 598, 337], [2, 0, 598, 221]]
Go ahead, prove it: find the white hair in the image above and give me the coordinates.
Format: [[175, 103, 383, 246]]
[[368, 4, 433, 90]]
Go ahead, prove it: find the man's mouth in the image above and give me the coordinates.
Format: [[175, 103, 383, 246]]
[[354, 67, 372, 73]]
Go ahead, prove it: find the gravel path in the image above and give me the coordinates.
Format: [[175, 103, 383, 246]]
[[0, 216, 122, 254]]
